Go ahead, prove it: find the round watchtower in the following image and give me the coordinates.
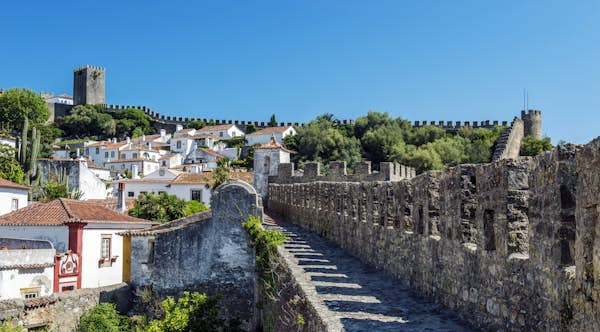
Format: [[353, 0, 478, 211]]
[[521, 110, 542, 140]]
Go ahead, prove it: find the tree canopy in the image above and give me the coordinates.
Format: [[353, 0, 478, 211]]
[[128, 192, 207, 223], [0, 88, 50, 131], [520, 136, 553, 156], [0, 144, 25, 184], [113, 107, 155, 138], [287, 111, 505, 173], [58, 104, 115, 139]]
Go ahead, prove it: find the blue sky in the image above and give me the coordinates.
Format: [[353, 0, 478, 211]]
[[1, 1, 598, 143]]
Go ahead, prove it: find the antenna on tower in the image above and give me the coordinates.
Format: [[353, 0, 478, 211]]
[[523, 88, 526, 111]]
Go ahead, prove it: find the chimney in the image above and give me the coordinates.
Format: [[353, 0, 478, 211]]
[[117, 183, 126, 213], [132, 164, 140, 179], [176, 124, 183, 132], [112, 137, 117, 143], [142, 135, 146, 142], [76, 148, 80, 157], [126, 137, 131, 144], [160, 129, 166, 138]]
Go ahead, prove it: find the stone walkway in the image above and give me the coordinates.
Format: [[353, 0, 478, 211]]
[[264, 213, 475, 332]]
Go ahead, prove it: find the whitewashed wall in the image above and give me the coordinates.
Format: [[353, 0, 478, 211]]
[[0, 187, 28, 216]]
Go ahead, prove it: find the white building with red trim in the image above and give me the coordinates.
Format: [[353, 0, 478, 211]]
[[0, 199, 153, 292]]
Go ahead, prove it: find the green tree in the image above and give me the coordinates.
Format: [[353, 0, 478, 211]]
[[183, 200, 209, 215], [129, 192, 188, 223], [77, 303, 129, 332], [292, 115, 361, 165], [113, 107, 155, 138], [520, 136, 553, 156], [37, 123, 64, 157], [59, 104, 115, 138], [207, 158, 231, 190], [0, 88, 49, 131], [38, 180, 83, 202], [185, 119, 205, 129], [0, 144, 26, 184], [268, 114, 277, 127], [360, 124, 405, 163], [245, 123, 257, 134], [424, 136, 467, 166], [131, 127, 144, 138]]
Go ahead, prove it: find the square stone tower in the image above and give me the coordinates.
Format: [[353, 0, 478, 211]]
[[73, 65, 105, 105]]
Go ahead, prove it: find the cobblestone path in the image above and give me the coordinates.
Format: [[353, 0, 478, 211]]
[[264, 213, 475, 332]]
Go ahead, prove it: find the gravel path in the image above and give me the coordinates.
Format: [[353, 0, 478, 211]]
[[264, 213, 475, 332]]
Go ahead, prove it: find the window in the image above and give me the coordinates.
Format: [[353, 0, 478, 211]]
[[191, 189, 202, 202], [127, 191, 135, 197], [162, 161, 166, 167], [133, 153, 138, 158], [95, 147, 100, 154], [105, 151, 109, 158], [147, 239, 155, 264], [219, 132, 223, 137], [11, 198, 18, 211], [111, 151, 115, 158], [176, 141, 182, 149], [100, 234, 112, 267]]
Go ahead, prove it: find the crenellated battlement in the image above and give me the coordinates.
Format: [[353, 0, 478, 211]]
[[267, 139, 600, 330], [412, 119, 508, 130], [271, 161, 415, 184], [74, 65, 105, 72]]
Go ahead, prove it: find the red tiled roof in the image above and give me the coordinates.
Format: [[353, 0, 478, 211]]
[[0, 178, 30, 190], [0, 198, 152, 226], [256, 137, 292, 152], [172, 171, 253, 185], [131, 134, 162, 142], [86, 197, 137, 211], [104, 158, 159, 163], [198, 148, 225, 159], [197, 124, 235, 132], [87, 141, 127, 149], [187, 133, 222, 140], [247, 126, 293, 136], [0, 262, 54, 270], [159, 153, 179, 160]]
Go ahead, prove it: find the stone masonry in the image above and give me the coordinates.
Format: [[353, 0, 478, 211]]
[[267, 138, 600, 331]]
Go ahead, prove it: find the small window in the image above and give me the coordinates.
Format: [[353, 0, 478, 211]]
[[147, 239, 155, 264], [219, 132, 223, 137], [162, 161, 166, 166], [127, 191, 134, 197], [111, 151, 115, 158], [191, 189, 202, 202], [176, 141, 182, 149], [95, 147, 100, 154], [105, 151, 109, 158], [100, 234, 112, 267], [11, 198, 18, 211], [121, 153, 126, 159], [133, 153, 138, 158]]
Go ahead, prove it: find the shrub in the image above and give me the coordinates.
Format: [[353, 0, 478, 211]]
[[77, 303, 129, 332], [147, 292, 227, 332]]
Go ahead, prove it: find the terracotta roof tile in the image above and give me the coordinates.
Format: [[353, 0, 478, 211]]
[[247, 126, 293, 136], [0, 178, 30, 190], [105, 158, 159, 163], [172, 171, 253, 185], [256, 136, 292, 152], [197, 124, 235, 132], [198, 148, 225, 159], [187, 133, 223, 140], [0, 199, 152, 226]]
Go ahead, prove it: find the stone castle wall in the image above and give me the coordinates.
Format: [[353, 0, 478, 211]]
[[267, 139, 600, 331]]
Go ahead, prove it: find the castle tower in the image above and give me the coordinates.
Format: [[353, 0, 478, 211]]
[[73, 65, 105, 105], [521, 110, 542, 140], [253, 136, 291, 203]]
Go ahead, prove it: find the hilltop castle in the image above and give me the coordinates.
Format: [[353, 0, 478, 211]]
[[41, 65, 542, 141]]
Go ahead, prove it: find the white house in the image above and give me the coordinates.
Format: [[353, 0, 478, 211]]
[[131, 129, 171, 148], [196, 124, 245, 139], [105, 158, 160, 177], [119, 144, 161, 162], [246, 126, 296, 146], [0, 178, 29, 216], [0, 238, 55, 300], [85, 139, 128, 165], [0, 199, 154, 292], [116, 169, 253, 207], [159, 153, 184, 168], [187, 148, 226, 167]]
